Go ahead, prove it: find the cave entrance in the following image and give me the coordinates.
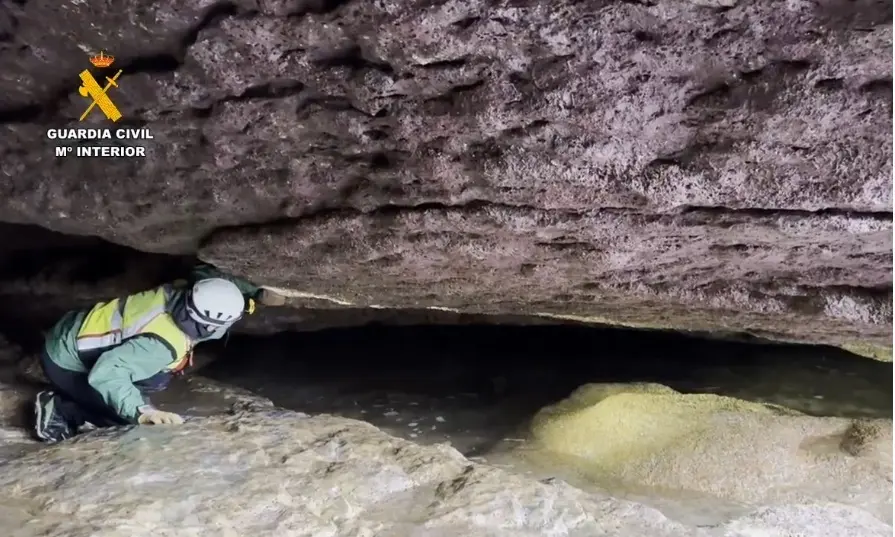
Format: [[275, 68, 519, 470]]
[[193, 324, 893, 459], [0, 224, 891, 528], [0, 222, 890, 462]]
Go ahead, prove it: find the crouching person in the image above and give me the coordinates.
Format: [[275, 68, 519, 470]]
[[32, 264, 285, 443]]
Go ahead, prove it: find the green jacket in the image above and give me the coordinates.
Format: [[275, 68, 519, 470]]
[[44, 263, 260, 422]]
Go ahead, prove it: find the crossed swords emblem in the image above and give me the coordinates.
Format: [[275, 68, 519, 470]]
[[78, 69, 123, 122]]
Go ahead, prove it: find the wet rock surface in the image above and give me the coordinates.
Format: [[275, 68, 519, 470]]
[[0, 0, 890, 350], [0, 408, 892, 537], [197, 326, 892, 531]]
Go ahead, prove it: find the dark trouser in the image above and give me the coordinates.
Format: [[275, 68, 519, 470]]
[[39, 350, 173, 429]]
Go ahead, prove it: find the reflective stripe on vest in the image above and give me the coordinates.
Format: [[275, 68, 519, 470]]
[[76, 285, 193, 370]]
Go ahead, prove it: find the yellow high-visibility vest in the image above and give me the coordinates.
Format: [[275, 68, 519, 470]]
[[75, 285, 193, 372]]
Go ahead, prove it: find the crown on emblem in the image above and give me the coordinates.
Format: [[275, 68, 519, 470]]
[[90, 51, 115, 68]]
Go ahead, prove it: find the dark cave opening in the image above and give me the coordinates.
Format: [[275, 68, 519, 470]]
[[206, 324, 891, 410], [0, 222, 891, 459], [196, 324, 892, 457], [0, 222, 196, 346]]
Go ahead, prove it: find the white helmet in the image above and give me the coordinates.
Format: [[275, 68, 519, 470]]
[[186, 278, 245, 328]]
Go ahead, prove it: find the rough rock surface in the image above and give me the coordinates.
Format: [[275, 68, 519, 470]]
[[0, 336, 35, 464], [0, 1, 891, 349], [0, 223, 593, 344], [528, 382, 893, 522], [0, 408, 892, 537]]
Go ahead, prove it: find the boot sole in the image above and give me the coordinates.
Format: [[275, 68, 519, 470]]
[[33, 392, 52, 441]]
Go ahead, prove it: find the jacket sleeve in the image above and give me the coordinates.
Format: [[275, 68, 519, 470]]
[[191, 262, 260, 298], [87, 336, 176, 422]]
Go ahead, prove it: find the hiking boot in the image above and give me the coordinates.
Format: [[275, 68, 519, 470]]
[[33, 390, 72, 443], [78, 421, 98, 433]]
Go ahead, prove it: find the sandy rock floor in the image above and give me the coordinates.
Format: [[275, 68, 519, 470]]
[[194, 330, 893, 533], [0, 405, 891, 537], [0, 330, 891, 536]]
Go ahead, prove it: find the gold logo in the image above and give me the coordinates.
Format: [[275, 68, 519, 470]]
[[78, 51, 123, 122], [89, 51, 115, 68]]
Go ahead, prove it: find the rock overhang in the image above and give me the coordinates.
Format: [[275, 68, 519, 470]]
[[0, 0, 889, 354]]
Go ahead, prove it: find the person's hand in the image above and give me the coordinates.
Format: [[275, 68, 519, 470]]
[[137, 408, 184, 425], [257, 288, 287, 306]]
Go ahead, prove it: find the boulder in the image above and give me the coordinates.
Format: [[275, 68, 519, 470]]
[[528, 382, 893, 522], [0, 0, 889, 351]]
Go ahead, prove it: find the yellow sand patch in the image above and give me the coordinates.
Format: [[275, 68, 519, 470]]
[[840, 343, 893, 362], [530, 382, 793, 471]]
